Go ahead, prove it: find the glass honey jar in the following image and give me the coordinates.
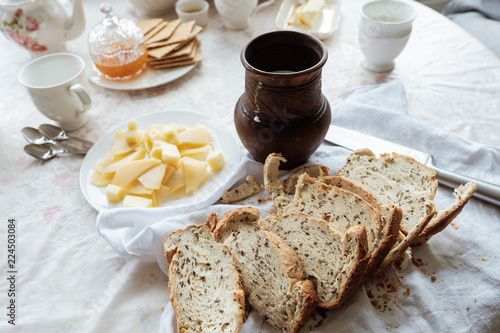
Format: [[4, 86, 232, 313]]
[[88, 3, 147, 80]]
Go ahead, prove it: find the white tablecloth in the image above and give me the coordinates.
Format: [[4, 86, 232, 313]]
[[1, 0, 499, 332]]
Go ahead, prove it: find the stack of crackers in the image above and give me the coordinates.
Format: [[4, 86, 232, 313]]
[[136, 18, 204, 69]]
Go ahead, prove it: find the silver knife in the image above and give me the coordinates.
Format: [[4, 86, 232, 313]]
[[324, 125, 500, 207]]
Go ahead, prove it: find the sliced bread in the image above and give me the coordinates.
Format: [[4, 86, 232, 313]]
[[213, 207, 317, 333], [338, 149, 476, 272], [259, 212, 369, 309], [164, 222, 245, 333], [264, 153, 401, 279]]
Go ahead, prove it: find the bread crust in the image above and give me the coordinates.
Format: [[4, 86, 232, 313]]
[[264, 153, 292, 213]]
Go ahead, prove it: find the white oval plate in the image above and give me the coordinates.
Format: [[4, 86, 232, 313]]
[[85, 58, 196, 91], [79, 111, 241, 211], [275, 0, 342, 40]]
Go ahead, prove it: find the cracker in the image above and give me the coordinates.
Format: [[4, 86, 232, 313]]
[[136, 18, 163, 35], [147, 42, 182, 59], [145, 21, 168, 40], [146, 19, 181, 45], [151, 40, 203, 68], [166, 39, 197, 58], [168, 20, 196, 44]]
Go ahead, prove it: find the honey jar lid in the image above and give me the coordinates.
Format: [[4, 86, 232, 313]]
[[88, 3, 145, 56]]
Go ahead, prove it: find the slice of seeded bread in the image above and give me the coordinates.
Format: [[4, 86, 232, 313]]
[[213, 207, 318, 333], [338, 149, 438, 235], [264, 153, 400, 280], [259, 212, 369, 309], [412, 182, 477, 245], [164, 222, 245, 333]]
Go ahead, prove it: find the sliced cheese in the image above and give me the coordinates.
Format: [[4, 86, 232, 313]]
[[111, 159, 161, 189], [164, 165, 185, 193], [138, 163, 167, 190], [182, 156, 209, 194], [109, 130, 144, 156], [128, 180, 155, 196], [103, 149, 147, 175], [90, 170, 114, 187], [179, 144, 212, 160], [177, 125, 211, 147]]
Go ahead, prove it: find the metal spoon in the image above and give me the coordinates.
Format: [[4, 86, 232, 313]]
[[24, 143, 72, 160], [39, 124, 94, 147], [22, 127, 89, 155]]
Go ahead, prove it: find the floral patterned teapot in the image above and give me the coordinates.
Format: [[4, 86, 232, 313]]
[[1, 0, 85, 57]]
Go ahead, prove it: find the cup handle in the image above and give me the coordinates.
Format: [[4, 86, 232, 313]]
[[69, 84, 91, 113], [256, 0, 274, 11]]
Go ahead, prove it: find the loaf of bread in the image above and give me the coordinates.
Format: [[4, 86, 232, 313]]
[[337, 149, 476, 272], [259, 212, 368, 309], [213, 207, 318, 333], [164, 222, 246, 333]]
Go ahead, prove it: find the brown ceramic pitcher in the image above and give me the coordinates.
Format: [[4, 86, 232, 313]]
[[234, 31, 331, 169]]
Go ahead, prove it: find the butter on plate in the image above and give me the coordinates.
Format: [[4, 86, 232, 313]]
[[289, 0, 326, 27]]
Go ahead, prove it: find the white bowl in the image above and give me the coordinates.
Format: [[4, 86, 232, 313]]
[[129, 0, 176, 14]]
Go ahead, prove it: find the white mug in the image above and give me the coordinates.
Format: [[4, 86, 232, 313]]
[[18, 53, 91, 131], [214, 0, 274, 30], [359, 0, 417, 72]]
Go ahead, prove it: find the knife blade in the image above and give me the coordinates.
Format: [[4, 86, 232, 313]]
[[324, 125, 500, 207]]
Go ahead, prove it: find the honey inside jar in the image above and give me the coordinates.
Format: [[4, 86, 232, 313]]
[[92, 43, 147, 80], [88, 4, 148, 80]]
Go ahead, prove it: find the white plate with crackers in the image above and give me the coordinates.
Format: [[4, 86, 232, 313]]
[[86, 18, 204, 91], [276, 0, 342, 40], [79, 111, 241, 211]]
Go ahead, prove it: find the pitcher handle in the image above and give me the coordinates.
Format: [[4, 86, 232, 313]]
[[69, 84, 92, 113], [256, 0, 274, 11]]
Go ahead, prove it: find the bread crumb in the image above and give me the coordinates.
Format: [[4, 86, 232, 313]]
[[466, 307, 469, 311], [450, 221, 459, 229], [430, 276, 437, 282], [404, 288, 411, 295], [480, 257, 488, 261], [161, 307, 165, 311], [382, 293, 392, 300]]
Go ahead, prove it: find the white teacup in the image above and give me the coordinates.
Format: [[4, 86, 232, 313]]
[[214, 0, 274, 30], [18, 53, 92, 131], [176, 0, 210, 27], [359, 0, 417, 72]]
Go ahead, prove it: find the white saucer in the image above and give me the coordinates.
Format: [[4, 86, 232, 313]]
[[85, 59, 196, 91]]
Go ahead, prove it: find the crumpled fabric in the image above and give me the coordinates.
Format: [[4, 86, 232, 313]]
[[97, 80, 500, 333]]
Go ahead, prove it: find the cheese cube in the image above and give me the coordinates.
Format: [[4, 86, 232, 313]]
[[206, 151, 225, 170], [161, 142, 181, 166], [162, 125, 181, 145], [123, 195, 153, 208], [125, 129, 139, 144], [105, 184, 124, 203], [128, 120, 138, 130], [150, 146, 162, 160]]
